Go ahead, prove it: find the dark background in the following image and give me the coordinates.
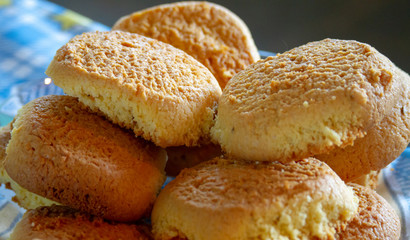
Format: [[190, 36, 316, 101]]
[[49, 0, 410, 73]]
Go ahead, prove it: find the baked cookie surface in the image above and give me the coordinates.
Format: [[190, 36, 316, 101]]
[[0, 123, 58, 209], [46, 31, 222, 147], [152, 157, 358, 240], [113, 1, 260, 88], [5, 95, 167, 222], [316, 68, 410, 182], [335, 184, 401, 240], [212, 38, 403, 162], [10, 205, 151, 240]]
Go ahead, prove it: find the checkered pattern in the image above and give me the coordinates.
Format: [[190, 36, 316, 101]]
[[0, 0, 108, 103], [0, 0, 408, 239], [385, 149, 410, 239], [0, 0, 107, 238]]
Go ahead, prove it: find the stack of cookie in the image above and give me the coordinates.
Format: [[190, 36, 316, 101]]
[[152, 38, 408, 239], [111, 1, 262, 176], [0, 1, 407, 240], [0, 2, 255, 239]]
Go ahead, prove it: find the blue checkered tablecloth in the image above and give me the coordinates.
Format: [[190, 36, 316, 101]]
[[0, 0, 108, 238], [0, 0, 108, 101], [0, 0, 409, 239]]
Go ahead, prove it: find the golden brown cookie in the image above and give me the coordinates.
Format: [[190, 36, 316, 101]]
[[165, 143, 222, 176], [212, 38, 403, 163], [46, 31, 222, 147], [316, 68, 410, 182], [152, 157, 358, 240], [335, 184, 401, 240], [10, 205, 151, 240], [5, 95, 167, 222], [112, 1, 260, 89], [0, 123, 58, 209]]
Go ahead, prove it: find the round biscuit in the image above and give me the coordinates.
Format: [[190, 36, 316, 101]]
[[46, 31, 222, 147], [152, 157, 358, 240], [212, 38, 403, 162], [10, 205, 151, 240], [113, 1, 260, 89], [5, 95, 167, 222]]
